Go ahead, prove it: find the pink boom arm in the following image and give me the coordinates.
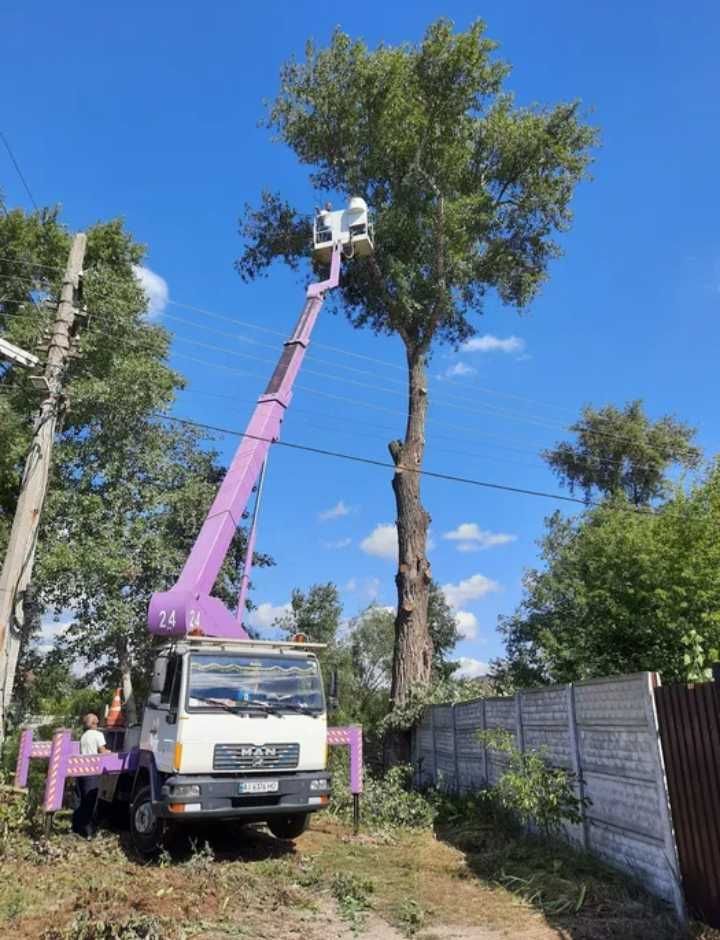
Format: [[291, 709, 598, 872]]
[[148, 244, 342, 639]]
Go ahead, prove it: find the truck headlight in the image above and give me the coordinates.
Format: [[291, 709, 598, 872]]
[[170, 784, 201, 798], [310, 778, 330, 791]]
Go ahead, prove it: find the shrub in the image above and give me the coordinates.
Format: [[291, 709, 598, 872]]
[[0, 771, 29, 853], [330, 757, 437, 830], [478, 729, 588, 835]]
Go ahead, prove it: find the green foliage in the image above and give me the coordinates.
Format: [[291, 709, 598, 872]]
[[277, 582, 342, 645], [0, 772, 28, 854], [394, 899, 425, 936], [381, 673, 492, 734], [330, 757, 437, 831], [238, 20, 596, 349], [543, 400, 701, 506], [1, 207, 273, 714], [497, 461, 720, 685], [331, 871, 375, 928], [494, 869, 587, 917], [478, 730, 587, 836]]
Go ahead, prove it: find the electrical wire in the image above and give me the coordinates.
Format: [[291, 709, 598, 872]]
[[0, 132, 39, 211], [154, 412, 656, 514], [0, 271, 709, 455]]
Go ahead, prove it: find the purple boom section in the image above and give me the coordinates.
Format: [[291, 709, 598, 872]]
[[328, 725, 364, 795], [147, 244, 342, 640]]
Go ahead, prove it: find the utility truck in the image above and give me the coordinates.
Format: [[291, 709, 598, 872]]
[[15, 200, 370, 854]]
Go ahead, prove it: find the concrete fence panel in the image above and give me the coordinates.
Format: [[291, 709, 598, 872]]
[[410, 671, 683, 918]]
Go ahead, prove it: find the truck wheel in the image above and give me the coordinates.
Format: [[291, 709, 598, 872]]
[[130, 786, 165, 858], [267, 813, 309, 840]]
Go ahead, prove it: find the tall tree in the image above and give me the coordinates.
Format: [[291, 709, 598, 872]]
[[542, 401, 701, 506], [496, 463, 720, 688], [1, 209, 270, 724], [236, 19, 596, 707], [279, 582, 343, 646]]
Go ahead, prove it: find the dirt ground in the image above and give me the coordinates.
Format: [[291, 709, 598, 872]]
[[0, 815, 695, 939]]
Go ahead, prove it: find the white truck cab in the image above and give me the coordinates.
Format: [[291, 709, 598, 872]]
[[124, 637, 332, 855]]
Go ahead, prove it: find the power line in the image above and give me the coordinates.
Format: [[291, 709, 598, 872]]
[[167, 297, 574, 415], [179, 386, 546, 472], [0, 272, 710, 456], [0, 132, 39, 211], [154, 412, 655, 514]]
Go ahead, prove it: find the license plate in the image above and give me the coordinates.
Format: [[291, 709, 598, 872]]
[[238, 780, 279, 795]]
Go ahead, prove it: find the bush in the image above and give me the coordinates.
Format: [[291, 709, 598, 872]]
[[330, 756, 437, 830], [478, 729, 588, 835], [0, 771, 30, 853]]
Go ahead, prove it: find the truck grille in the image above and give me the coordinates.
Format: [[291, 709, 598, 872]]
[[213, 742, 299, 771]]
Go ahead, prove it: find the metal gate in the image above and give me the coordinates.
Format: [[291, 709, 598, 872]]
[[655, 679, 720, 926]]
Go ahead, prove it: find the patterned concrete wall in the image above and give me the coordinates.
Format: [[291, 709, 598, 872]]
[[411, 672, 684, 918]]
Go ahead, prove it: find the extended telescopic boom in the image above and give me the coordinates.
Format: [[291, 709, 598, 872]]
[[148, 196, 373, 640], [147, 244, 344, 640]]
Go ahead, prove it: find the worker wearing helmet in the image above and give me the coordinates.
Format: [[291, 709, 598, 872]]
[[72, 713, 110, 838]]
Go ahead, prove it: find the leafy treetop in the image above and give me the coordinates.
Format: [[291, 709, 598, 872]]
[[237, 19, 598, 353], [543, 401, 701, 506]]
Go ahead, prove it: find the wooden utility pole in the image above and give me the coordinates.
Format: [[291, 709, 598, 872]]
[[0, 233, 86, 745]]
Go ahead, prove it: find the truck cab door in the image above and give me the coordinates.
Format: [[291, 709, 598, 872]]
[[143, 652, 182, 772]]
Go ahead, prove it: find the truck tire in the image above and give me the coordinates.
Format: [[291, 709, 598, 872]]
[[267, 813, 309, 840], [130, 785, 165, 858]]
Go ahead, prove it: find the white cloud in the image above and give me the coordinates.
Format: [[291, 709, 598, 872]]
[[456, 657, 490, 678], [454, 610, 478, 640], [318, 500, 350, 522], [443, 523, 517, 553], [442, 573, 500, 609], [323, 537, 352, 549], [343, 577, 381, 600], [246, 602, 291, 630], [461, 334, 525, 354], [364, 578, 381, 600], [360, 523, 433, 561], [133, 265, 169, 319], [443, 361, 476, 378], [360, 523, 398, 560]]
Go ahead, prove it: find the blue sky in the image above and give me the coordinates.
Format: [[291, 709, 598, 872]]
[[3, 1, 719, 675]]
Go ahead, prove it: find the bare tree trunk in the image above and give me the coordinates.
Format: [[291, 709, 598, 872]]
[[119, 649, 138, 727], [389, 346, 434, 708]]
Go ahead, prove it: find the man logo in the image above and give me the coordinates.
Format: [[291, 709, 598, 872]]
[[240, 745, 278, 761]]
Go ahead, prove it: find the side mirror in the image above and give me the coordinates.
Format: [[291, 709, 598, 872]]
[[150, 655, 168, 694], [328, 669, 339, 711]]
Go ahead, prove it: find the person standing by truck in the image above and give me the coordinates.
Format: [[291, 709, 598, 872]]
[[72, 713, 110, 838]]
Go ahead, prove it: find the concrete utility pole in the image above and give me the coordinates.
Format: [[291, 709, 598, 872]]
[[0, 233, 86, 746]]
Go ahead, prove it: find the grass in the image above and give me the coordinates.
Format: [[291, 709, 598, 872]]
[[0, 805, 713, 939]]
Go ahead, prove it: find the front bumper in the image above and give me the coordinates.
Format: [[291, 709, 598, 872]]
[[154, 771, 331, 820]]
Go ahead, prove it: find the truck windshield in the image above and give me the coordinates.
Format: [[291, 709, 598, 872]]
[[187, 653, 324, 714]]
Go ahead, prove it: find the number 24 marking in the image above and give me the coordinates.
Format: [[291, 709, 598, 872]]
[[157, 609, 201, 630]]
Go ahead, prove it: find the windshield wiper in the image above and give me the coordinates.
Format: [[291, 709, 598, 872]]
[[271, 702, 321, 715], [193, 696, 273, 715]]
